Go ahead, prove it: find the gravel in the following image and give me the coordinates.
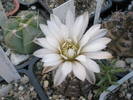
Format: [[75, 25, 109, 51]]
[[0, 75, 38, 100]]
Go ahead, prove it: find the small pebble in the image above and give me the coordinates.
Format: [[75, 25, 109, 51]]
[[130, 63, 133, 68], [30, 91, 37, 98], [18, 86, 24, 91], [125, 58, 133, 64], [44, 80, 49, 88], [126, 93, 132, 100], [14, 83, 18, 87], [52, 95, 58, 99], [31, 6, 36, 10], [30, 87, 34, 91], [115, 60, 126, 68], [20, 75, 29, 84]]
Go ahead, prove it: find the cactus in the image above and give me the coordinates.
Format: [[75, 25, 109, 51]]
[[102, 12, 133, 57], [0, 0, 8, 27], [3, 11, 43, 54]]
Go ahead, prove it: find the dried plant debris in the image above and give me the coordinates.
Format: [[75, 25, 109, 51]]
[[102, 12, 133, 57], [1, 0, 15, 13]]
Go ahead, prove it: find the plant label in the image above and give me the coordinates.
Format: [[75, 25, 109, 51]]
[[94, 0, 104, 24], [53, 0, 75, 23], [0, 46, 20, 83]]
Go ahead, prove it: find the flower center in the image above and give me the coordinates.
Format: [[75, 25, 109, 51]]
[[60, 39, 79, 60]]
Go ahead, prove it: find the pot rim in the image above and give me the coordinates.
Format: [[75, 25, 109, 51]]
[[18, 0, 37, 6]]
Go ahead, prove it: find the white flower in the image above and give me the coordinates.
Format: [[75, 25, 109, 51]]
[[33, 11, 112, 86]]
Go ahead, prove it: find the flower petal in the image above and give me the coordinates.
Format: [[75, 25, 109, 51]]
[[73, 62, 86, 81], [76, 56, 97, 83], [54, 62, 72, 86], [82, 37, 111, 52], [47, 20, 61, 39], [80, 12, 89, 37], [33, 49, 54, 58], [54, 66, 65, 86], [87, 51, 113, 59], [71, 14, 84, 42], [39, 24, 48, 36], [66, 10, 75, 29], [61, 61, 72, 74], [86, 69, 96, 84], [80, 24, 101, 47], [86, 59, 100, 73], [42, 53, 61, 62], [46, 36, 59, 49], [50, 14, 62, 28], [79, 58, 100, 73], [76, 55, 87, 62], [91, 29, 108, 41], [42, 54, 62, 66], [42, 66, 58, 73], [34, 38, 56, 51]]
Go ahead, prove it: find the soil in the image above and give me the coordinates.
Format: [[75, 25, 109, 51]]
[[18, 0, 36, 4]]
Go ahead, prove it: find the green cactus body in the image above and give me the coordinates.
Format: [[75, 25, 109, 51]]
[[4, 11, 43, 54]]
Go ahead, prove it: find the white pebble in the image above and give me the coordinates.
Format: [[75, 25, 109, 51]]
[[14, 83, 18, 87], [44, 80, 49, 88], [125, 58, 133, 64], [115, 60, 126, 68], [130, 63, 133, 68], [30, 87, 34, 91], [20, 75, 29, 84], [18, 86, 24, 91], [126, 93, 132, 100]]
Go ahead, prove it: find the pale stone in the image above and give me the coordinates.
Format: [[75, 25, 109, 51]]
[[0, 84, 12, 97], [30, 87, 34, 91], [115, 60, 126, 68], [10, 53, 29, 65], [126, 93, 132, 100], [18, 86, 24, 91], [44, 80, 49, 88], [125, 58, 133, 64], [130, 63, 133, 68], [20, 75, 29, 84]]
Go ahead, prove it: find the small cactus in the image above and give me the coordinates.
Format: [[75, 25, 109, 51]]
[[102, 12, 133, 57], [3, 11, 43, 54]]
